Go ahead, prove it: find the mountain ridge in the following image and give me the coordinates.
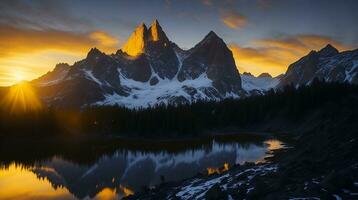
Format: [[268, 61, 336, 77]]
[[23, 21, 358, 108], [278, 44, 358, 87]]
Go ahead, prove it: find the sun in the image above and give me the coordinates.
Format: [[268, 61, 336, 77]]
[[13, 72, 25, 83]]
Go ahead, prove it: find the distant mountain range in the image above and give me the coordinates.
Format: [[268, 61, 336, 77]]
[[22, 20, 358, 108]]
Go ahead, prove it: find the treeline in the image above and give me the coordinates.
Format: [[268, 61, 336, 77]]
[[0, 79, 357, 137]]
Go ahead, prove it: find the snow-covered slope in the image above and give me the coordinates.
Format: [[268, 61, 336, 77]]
[[96, 69, 219, 108]]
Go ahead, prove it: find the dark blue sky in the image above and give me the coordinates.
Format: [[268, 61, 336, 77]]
[[0, 0, 358, 85], [2, 0, 358, 48]]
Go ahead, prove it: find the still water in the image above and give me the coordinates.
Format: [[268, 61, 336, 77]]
[[0, 136, 283, 200]]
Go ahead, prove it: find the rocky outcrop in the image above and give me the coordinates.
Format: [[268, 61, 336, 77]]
[[178, 31, 242, 95], [33, 63, 70, 86]]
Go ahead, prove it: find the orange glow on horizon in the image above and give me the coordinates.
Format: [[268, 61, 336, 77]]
[[0, 24, 120, 86]]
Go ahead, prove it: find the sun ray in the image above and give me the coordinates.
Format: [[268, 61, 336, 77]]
[[1, 82, 42, 113]]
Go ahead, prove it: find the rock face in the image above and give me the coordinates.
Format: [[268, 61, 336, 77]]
[[33, 63, 71, 86], [178, 31, 242, 95], [278, 44, 358, 87], [32, 20, 244, 108]]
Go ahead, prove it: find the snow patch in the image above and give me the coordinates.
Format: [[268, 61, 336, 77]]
[[84, 69, 103, 85], [94, 69, 220, 108], [241, 74, 279, 92]]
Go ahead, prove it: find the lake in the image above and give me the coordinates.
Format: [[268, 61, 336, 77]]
[[0, 134, 283, 200]]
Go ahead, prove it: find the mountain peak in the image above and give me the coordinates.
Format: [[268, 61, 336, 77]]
[[53, 63, 70, 72], [258, 73, 272, 78], [243, 72, 254, 77], [122, 22, 148, 56], [148, 19, 169, 43], [318, 44, 339, 57], [87, 47, 104, 59], [137, 22, 148, 31], [152, 19, 160, 27], [206, 31, 219, 39], [193, 31, 225, 50], [199, 31, 223, 45]]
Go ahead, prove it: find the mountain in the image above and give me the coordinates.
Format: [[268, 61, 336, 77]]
[[278, 44, 358, 87], [33, 20, 244, 108], [241, 73, 281, 95]]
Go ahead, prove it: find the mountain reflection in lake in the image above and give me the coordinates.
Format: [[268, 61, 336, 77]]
[[0, 136, 283, 200]]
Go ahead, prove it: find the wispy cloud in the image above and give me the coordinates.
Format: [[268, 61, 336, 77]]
[[201, 0, 213, 6], [221, 9, 247, 30], [229, 34, 350, 77], [0, 0, 93, 31]]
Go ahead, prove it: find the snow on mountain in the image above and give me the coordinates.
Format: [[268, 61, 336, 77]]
[[95, 68, 217, 108], [241, 73, 280, 92]]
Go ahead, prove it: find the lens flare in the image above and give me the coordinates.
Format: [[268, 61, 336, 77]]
[[1, 82, 42, 113]]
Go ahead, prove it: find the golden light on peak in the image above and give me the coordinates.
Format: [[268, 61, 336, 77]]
[[1, 81, 43, 113], [121, 24, 147, 57]]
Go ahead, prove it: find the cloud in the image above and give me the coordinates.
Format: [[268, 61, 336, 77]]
[[221, 10, 247, 30], [0, 0, 93, 31], [229, 34, 350, 77], [0, 24, 119, 86], [89, 31, 120, 47], [0, 25, 119, 58], [201, 0, 213, 6]]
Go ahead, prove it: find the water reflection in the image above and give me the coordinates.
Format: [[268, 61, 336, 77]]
[[0, 138, 283, 200]]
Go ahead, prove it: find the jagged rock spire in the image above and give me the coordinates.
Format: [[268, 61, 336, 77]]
[[86, 47, 104, 59], [122, 23, 148, 56], [121, 20, 172, 56], [148, 19, 169, 43]]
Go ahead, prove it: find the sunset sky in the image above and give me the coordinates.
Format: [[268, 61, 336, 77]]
[[1, 0, 358, 86]]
